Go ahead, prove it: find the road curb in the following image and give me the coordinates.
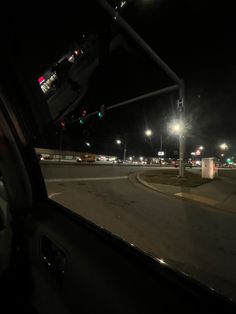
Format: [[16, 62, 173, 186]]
[[136, 172, 236, 215], [136, 173, 164, 194], [40, 161, 165, 167]]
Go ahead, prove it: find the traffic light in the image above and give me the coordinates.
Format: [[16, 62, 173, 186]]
[[60, 120, 65, 129], [79, 118, 85, 125], [98, 104, 105, 118]]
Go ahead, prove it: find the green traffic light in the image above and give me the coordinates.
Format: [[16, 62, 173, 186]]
[[79, 118, 85, 124], [98, 112, 103, 118]]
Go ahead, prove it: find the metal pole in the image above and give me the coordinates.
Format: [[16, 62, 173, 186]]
[[178, 81, 185, 177], [106, 85, 179, 111], [72, 85, 179, 123], [123, 137, 127, 162], [160, 133, 163, 151], [97, 0, 182, 86]]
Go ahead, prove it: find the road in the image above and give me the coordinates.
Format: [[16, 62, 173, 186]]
[[42, 163, 236, 300]]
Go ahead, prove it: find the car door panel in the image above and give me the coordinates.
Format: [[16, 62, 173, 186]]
[[25, 200, 236, 314]]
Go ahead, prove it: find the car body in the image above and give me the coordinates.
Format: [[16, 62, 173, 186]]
[[174, 160, 193, 168]]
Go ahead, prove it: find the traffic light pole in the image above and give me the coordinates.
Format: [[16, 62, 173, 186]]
[[178, 82, 185, 177], [97, 0, 185, 176]]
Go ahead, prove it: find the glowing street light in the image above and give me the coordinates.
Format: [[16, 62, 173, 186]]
[[199, 146, 204, 150], [219, 143, 228, 150], [116, 138, 126, 162], [85, 142, 91, 147], [168, 120, 184, 135], [145, 129, 152, 137], [168, 119, 185, 177]]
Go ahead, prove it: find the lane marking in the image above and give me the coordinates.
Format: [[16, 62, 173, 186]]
[[174, 192, 218, 206], [48, 192, 63, 198], [46, 176, 128, 183]]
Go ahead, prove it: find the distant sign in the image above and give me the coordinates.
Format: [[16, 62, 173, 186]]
[[158, 151, 165, 156]]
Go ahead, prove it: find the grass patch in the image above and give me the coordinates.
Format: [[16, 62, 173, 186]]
[[140, 169, 211, 187]]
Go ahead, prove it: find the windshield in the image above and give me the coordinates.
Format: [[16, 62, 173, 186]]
[[16, 0, 236, 302]]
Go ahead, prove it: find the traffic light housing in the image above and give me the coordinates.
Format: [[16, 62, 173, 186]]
[[60, 120, 65, 129], [98, 104, 105, 118], [79, 118, 85, 125]]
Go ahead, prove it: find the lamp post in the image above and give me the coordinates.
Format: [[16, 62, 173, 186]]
[[168, 119, 185, 176], [116, 138, 127, 162]]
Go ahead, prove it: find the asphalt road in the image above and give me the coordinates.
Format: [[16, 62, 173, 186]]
[[42, 163, 236, 300]]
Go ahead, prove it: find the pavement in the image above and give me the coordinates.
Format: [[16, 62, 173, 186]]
[[137, 169, 236, 214], [41, 163, 236, 301]]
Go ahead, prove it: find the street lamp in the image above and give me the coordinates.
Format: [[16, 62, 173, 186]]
[[168, 120, 184, 135], [116, 138, 126, 162], [168, 119, 185, 177], [145, 129, 152, 137], [85, 142, 91, 147], [199, 146, 204, 150], [219, 143, 228, 150]]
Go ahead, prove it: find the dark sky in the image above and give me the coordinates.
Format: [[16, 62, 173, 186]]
[[39, 0, 236, 158]]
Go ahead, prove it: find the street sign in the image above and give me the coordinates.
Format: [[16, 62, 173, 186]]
[[158, 151, 165, 156]]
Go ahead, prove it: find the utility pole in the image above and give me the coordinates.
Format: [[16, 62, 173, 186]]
[[178, 81, 185, 177], [123, 137, 127, 162], [160, 133, 163, 151]]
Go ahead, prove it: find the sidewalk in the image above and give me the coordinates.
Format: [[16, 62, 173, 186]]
[[137, 171, 236, 214]]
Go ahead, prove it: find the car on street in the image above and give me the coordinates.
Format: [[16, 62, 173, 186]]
[[174, 159, 193, 168]]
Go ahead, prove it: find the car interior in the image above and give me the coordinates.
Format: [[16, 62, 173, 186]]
[[0, 2, 235, 313]]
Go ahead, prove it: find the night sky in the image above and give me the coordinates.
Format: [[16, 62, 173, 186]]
[[41, 1, 236, 159]]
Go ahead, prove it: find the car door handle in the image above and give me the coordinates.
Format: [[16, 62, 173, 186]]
[[41, 235, 67, 279]]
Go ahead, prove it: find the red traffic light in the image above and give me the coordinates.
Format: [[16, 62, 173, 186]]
[[60, 121, 65, 129], [82, 110, 87, 117]]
